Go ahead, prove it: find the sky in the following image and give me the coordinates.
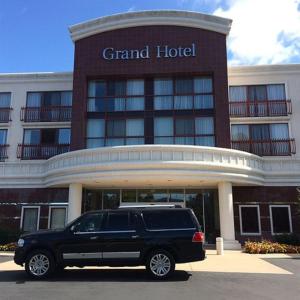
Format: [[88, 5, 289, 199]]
[[0, 0, 300, 72]]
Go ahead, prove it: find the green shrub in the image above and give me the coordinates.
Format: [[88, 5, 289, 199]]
[[275, 234, 300, 246], [244, 240, 300, 254], [0, 242, 17, 251], [0, 228, 22, 245]]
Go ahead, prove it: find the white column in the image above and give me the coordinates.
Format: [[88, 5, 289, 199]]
[[218, 182, 241, 250], [68, 183, 83, 222]]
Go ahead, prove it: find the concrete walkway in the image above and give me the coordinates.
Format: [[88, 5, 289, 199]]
[[0, 250, 298, 275]]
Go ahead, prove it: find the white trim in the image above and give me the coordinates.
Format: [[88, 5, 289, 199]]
[[69, 10, 232, 41], [63, 252, 101, 260], [48, 205, 68, 229], [20, 206, 40, 231], [102, 251, 140, 259], [239, 205, 261, 236], [269, 205, 293, 235]]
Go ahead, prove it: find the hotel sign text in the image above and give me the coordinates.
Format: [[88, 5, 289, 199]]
[[102, 44, 196, 60]]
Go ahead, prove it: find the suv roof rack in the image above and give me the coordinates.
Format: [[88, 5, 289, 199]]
[[118, 204, 183, 209]]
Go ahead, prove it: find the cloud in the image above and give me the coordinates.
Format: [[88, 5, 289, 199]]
[[127, 6, 136, 12], [17, 7, 28, 16], [213, 0, 300, 65]]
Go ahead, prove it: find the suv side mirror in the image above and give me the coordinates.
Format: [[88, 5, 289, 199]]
[[70, 223, 80, 233]]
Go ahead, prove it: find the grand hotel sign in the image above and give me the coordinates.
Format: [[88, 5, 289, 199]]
[[102, 43, 196, 60]]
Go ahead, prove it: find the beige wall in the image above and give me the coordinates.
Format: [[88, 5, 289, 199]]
[[0, 73, 73, 161], [228, 64, 300, 159]]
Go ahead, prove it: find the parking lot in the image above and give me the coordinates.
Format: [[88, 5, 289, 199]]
[[1, 251, 300, 300]]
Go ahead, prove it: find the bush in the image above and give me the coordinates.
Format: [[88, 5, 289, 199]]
[[0, 228, 22, 245], [0, 242, 17, 251], [244, 240, 300, 254], [275, 234, 300, 246]]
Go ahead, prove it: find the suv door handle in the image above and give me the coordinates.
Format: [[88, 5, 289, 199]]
[[131, 235, 139, 239], [90, 236, 98, 240]]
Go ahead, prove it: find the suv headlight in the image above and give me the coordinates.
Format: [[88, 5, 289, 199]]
[[17, 239, 25, 247]]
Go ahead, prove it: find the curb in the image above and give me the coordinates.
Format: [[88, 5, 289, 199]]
[[0, 252, 14, 257]]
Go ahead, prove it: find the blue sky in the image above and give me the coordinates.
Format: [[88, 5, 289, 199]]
[[1, 0, 300, 72]]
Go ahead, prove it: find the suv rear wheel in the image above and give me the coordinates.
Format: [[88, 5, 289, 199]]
[[25, 249, 55, 279], [146, 250, 175, 279]]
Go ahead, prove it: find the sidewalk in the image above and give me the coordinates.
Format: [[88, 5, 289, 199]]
[[1, 250, 298, 274]]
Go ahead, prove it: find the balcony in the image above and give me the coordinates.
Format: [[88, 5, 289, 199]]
[[231, 139, 296, 156], [229, 100, 292, 118], [17, 144, 70, 160], [0, 144, 9, 161], [20, 106, 72, 122], [0, 108, 12, 123]]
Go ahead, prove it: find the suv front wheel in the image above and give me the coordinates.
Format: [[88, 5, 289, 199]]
[[25, 249, 55, 279], [146, 250, 175, 279]]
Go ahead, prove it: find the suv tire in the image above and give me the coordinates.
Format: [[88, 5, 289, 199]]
[[146, 249, 175, 279], [25, 249, 55, 279]]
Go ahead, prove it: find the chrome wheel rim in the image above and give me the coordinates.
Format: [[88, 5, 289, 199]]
[[29, 254, 50, 276], [150, 254, 171, 277]]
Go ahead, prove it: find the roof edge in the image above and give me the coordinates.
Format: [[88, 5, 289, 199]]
[[69, 10, 232, 42], [228, 63, 300, 76]]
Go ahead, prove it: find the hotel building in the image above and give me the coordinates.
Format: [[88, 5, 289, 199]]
[[0, 11, 299, 249]]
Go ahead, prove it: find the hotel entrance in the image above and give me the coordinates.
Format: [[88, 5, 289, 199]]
[[82, 188, 220, 244]]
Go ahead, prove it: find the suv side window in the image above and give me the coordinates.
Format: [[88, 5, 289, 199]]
[[72, 213, 105, 233], [104, 211, 135, 231], [142, 210, 195, 230]]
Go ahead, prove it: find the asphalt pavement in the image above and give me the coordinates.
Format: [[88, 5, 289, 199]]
[[0, 254, 300, 300]]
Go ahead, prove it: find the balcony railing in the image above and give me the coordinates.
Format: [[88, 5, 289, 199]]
[[17, 144, 70, 160], [0, 144, 9, 161], [231, 139, 296, 156], [0, 108, 12, 123], [229, 100, 292, 117], [20, 106, 72, 122]]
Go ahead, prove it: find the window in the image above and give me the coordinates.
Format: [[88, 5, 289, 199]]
[[48, 206, 67, 229], [104, 212, 134, 231], [103, 190, 120, 209], [24, 129, 40, 144], [137, 190, 168, 202], [86, 119, 105, 148], [229, 84, 286, 102], [154, 117, 215, 146], [21, 206, 40, 232], [58, 129, 71, 144], [122, 190, 137, 202], [270, 205, 293, 235], [154, 76, 214, 110], [195, 117, 215, 146], [88, 79, 144, 112], [0, 129, 7, 145], [231, 125, 249, 141], [23, 128, 70, 145], [231, 123, 291, 155], [142, 210, 195, 230], [0, 92, 11, 108], [175, 118, 194, 144], [87, 118, 144, 148], [73, 213, 105, 233], [26, 91, 72, 107], [154, 117, 173, 144], [239, 205, 261, 235]]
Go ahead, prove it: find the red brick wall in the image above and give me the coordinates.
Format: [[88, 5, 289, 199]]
[[71, 25, 230, 150], [233, 186, 300, 243], [0, 188, 68, 232]]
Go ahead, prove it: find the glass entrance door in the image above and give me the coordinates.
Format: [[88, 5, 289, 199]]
[[83, 188, 219, 244], [185, 190, 219, 244]]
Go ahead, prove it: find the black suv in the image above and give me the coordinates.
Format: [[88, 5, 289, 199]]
[[14, 207, 205, 279]]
